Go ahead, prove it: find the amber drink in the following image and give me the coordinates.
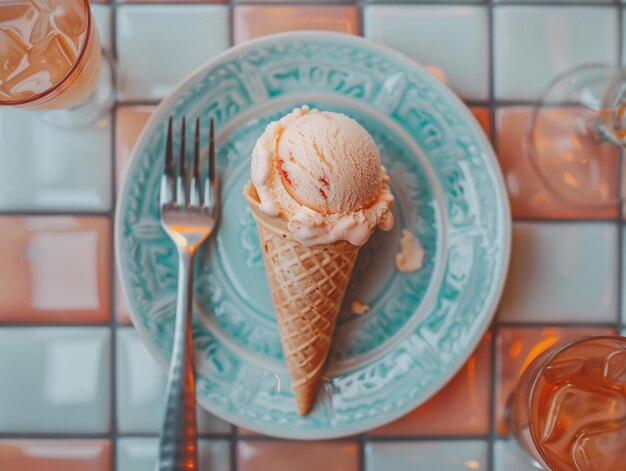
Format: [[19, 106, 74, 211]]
[[0, 0, 100, 110], [509, 336, 626, 471]]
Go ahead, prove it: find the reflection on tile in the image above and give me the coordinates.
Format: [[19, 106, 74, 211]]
[[0, 440, 111, 471], [91, 4, 112, 51], [493, 439, 542, 471], [495, 107, 620, 220], [117, 5, 229, 100], [0, 109, 112, 211], [0, 327, 111, 433], [364, 6, 489, 100], [495, 326, 615, 434], [498, 222, 618, 323], [0, 217, 111, 323], [365, 441, 488, 471], [116, 328, 230, 434], [117, 438, 230, 471], [237, 427, 260, 437], [494, 7, 618, 100], [470, 107, 491, 138], [115, 106, 155, 189], [372, 334, 491, 436], [238, 441, 358, 471], [234, 5, 359, 44]]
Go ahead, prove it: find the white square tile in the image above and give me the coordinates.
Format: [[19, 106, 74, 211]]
[[495, 0, 611, 2], [364, 6, 489, 100], [494, 6, 618, 101], [116, 5, 230, 101], [367, 0, 483, 3], [0, 327, 110, 433], [493, 439, 543, 471], [91, 4, 112, 51], [0, 108, 112, 211], [117, 438, 230, 471], [116, 328, 231, 434], [365, 441, 488, 471], [498, 222, 618, 323]]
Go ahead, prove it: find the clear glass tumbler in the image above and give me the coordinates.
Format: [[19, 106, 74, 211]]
[[527, 64, 626, 209], [0, 0, 112, 124]]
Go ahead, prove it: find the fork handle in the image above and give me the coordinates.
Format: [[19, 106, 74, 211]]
[[156, 250, 198, 471]]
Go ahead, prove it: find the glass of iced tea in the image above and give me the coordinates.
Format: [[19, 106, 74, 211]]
[[508, 336, 626, 471], [0, 0, 106, 114]]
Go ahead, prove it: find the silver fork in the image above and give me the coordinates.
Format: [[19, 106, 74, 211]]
[[156, 116, 218, 471]]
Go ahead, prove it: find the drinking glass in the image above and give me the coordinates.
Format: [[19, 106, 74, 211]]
[[527, 64, 626, 209], [0, 0, 113, 124], [507, 336, 626, 471]]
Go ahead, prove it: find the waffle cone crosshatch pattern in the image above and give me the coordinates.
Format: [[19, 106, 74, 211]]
[[1, 1, 626, 471]]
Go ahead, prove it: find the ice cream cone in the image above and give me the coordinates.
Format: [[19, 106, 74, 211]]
[[244, 183, 359, 415]]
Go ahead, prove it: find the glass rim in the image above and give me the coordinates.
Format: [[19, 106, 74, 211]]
[[527, 334, 626, 469], [0, 0, 93, 107]]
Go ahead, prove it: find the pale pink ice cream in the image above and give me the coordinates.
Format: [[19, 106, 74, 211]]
[[250, 106, 394, 247]]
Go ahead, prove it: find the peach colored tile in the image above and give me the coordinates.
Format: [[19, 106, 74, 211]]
[[234, 5, 360, 44], [0, 440, 111, 471], [237, 427, 260, 437], [115, 106, 156, 189], [0, 217, 111, 324], [471, 107, 491, 138], [115, 275, 132, 325], [371, 333, 492, 436], [238, 441, 358, 471], [495, 326, 616, 435], [496, 107, 619, 219], [118, 0, 225, 3]]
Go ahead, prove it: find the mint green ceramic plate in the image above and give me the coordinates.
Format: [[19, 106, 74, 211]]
[[115, 32, 511, 439]]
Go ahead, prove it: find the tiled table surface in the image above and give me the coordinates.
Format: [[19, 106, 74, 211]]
[[1, 1, 625, 470]]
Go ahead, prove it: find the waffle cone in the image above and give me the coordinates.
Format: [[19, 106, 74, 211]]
[[244, 183, 359, 415]]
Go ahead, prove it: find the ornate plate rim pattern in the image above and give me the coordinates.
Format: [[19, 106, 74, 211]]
[[115, 31, 511, 439]]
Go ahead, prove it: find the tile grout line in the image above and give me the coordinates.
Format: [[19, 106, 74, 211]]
[[487, 0, 497, 469], [359, 432, 367, 471], [110, 1, 120, 470], [230, 422, 238, 471], [618, 0, 625, 337]]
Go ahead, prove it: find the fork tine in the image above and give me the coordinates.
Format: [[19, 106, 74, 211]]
[[204, 118, 217, 208], [208, 118, 216, 183], [160, 116, 175, 206], [190, 117, 201, 205], [177, 116, 187, 205], [165, 116, 174, 178]]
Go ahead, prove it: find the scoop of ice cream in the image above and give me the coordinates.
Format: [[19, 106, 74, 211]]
[[276, 111, 382, 214], [250, 106, 394, 247]]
